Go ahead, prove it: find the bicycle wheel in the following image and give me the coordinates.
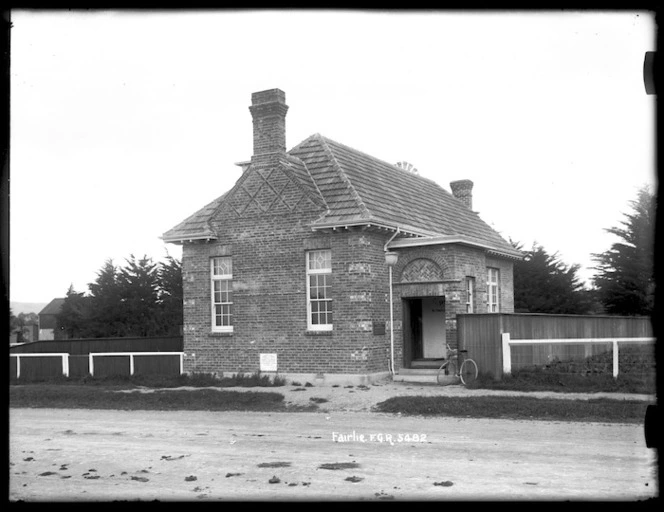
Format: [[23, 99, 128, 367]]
[[436, 362, 448, 385], [459, 359, 478, 386], [436, 360, 458, 385]]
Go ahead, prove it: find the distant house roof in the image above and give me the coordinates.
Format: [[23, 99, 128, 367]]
[[39, 298, 66, 317], [163, 133, 521, 258]]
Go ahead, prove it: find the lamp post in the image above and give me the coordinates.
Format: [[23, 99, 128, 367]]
[[385, 251, 398, 376]]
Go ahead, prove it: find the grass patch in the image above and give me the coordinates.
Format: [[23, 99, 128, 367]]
[[10, 371, 287, 389], [9, 384, 315, 412], [257, 462, 292, 468], [374, 395, 651, 423], [318, 462, 360, 470], [468, 369, 655, 394]]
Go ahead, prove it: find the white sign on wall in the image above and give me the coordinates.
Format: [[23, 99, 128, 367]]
[[260, 353, 278, 372]]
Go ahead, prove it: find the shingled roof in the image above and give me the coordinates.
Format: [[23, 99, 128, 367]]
[[162, 193, 227, 242], [39, 298, 66, 316], [162, 133, 519, 258]]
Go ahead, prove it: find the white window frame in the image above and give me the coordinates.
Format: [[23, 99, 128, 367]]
[[465, 277, 475, 313], [211, 257, 233, 333], [487, 267, 500, 313], [306, 250, 333, 331]]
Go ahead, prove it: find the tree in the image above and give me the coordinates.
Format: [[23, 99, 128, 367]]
[[157, 255, 183, 336], [86, 259, 124, 337], [117, 254, 160, 337], [57, 284, 90, 339], [9, 310, 39, 342], [512, 241, 594, 314], [55, 254, 183, 339], [592, 186, 656, 316]]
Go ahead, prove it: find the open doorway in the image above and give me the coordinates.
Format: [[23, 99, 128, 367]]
[[402, 297, 446, 368]]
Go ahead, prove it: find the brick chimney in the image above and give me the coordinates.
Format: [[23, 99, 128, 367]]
[[450, 179, 474, 210], [249, 89, 288, 162]]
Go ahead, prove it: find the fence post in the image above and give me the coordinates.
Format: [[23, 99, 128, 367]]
[[62, 354, 69, 378], [89, 353, 94, 377], [180, 353, 184, 375], [612, 340, 619, 378], [502, 332, 512, 376], [129, 354, 135, 376], [16, 355, 21, 379]]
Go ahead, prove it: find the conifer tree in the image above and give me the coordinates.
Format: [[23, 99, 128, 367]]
[[592, 187, 655, 316], [57, 284, 90, 339], [87, 259, 124, 337], [513, 242, 594, 314], [117, 254, 160, 337], [157, 255, 183, 336]]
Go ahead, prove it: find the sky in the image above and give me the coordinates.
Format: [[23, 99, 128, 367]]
[[9, 9, 657, 305]]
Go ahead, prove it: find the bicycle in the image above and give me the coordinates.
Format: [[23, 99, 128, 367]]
[[436, 343, 478, 386]]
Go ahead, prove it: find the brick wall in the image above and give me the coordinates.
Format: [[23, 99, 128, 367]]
[[182, 187, 515, 376], [389, 244, 515, 370], [181, 161, 397, 376]]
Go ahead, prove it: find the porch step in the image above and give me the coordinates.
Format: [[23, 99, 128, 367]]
[[398, 368, 439, 375], [394, 368, 458, 385], [394, 368, 437, 384]]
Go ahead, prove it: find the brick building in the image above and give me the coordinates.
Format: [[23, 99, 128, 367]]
[[163, 89, 522, 384]]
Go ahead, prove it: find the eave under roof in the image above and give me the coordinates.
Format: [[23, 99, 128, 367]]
[[387, 234, 523, 260]]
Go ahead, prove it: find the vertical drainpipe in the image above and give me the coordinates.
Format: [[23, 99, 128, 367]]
[[384, 228, 401, 376]]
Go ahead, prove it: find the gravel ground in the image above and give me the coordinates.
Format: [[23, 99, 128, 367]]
[[10, 383, 658, 501], [10, 405, 658, 501]]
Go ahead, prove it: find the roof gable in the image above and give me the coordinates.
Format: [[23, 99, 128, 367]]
[[162, 157, 326, 242], [217, 158, 327, 219], [163, 133, 518, 256]]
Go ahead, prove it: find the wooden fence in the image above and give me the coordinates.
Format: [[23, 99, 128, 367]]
[[9, 336, 183, 355], [10, 352, 184, 379], [9, 336, 184, 380], [457, 313, 654, 379]]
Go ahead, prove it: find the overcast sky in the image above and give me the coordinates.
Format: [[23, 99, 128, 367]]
[[9, 9, 656, 305]]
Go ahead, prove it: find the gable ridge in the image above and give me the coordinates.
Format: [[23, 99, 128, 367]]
[[287, 133, 319, 154], [211, 165, 258, 218], [278, 153, 329, 211], [198, 194, 226, 234], [315, 134, 372, 220]]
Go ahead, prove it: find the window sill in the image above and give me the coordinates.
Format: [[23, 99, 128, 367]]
[[210, 331, 234, 337], [305, 330, 334, 336]]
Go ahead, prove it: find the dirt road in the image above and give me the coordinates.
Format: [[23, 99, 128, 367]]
[[9, 406, 658, 501]]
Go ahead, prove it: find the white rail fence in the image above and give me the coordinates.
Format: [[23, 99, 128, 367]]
[[10, 353, 70, 379], [10, 352, 184, 379], [88, 352, 184, 376], [501, 334, 656, 378]]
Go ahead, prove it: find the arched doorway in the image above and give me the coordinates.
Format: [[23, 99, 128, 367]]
[[398, 258, 448, 369]]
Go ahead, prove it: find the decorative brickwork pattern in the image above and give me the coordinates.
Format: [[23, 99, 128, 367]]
[[400, 258, 444, 283], [226, 166, 319, 217]]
